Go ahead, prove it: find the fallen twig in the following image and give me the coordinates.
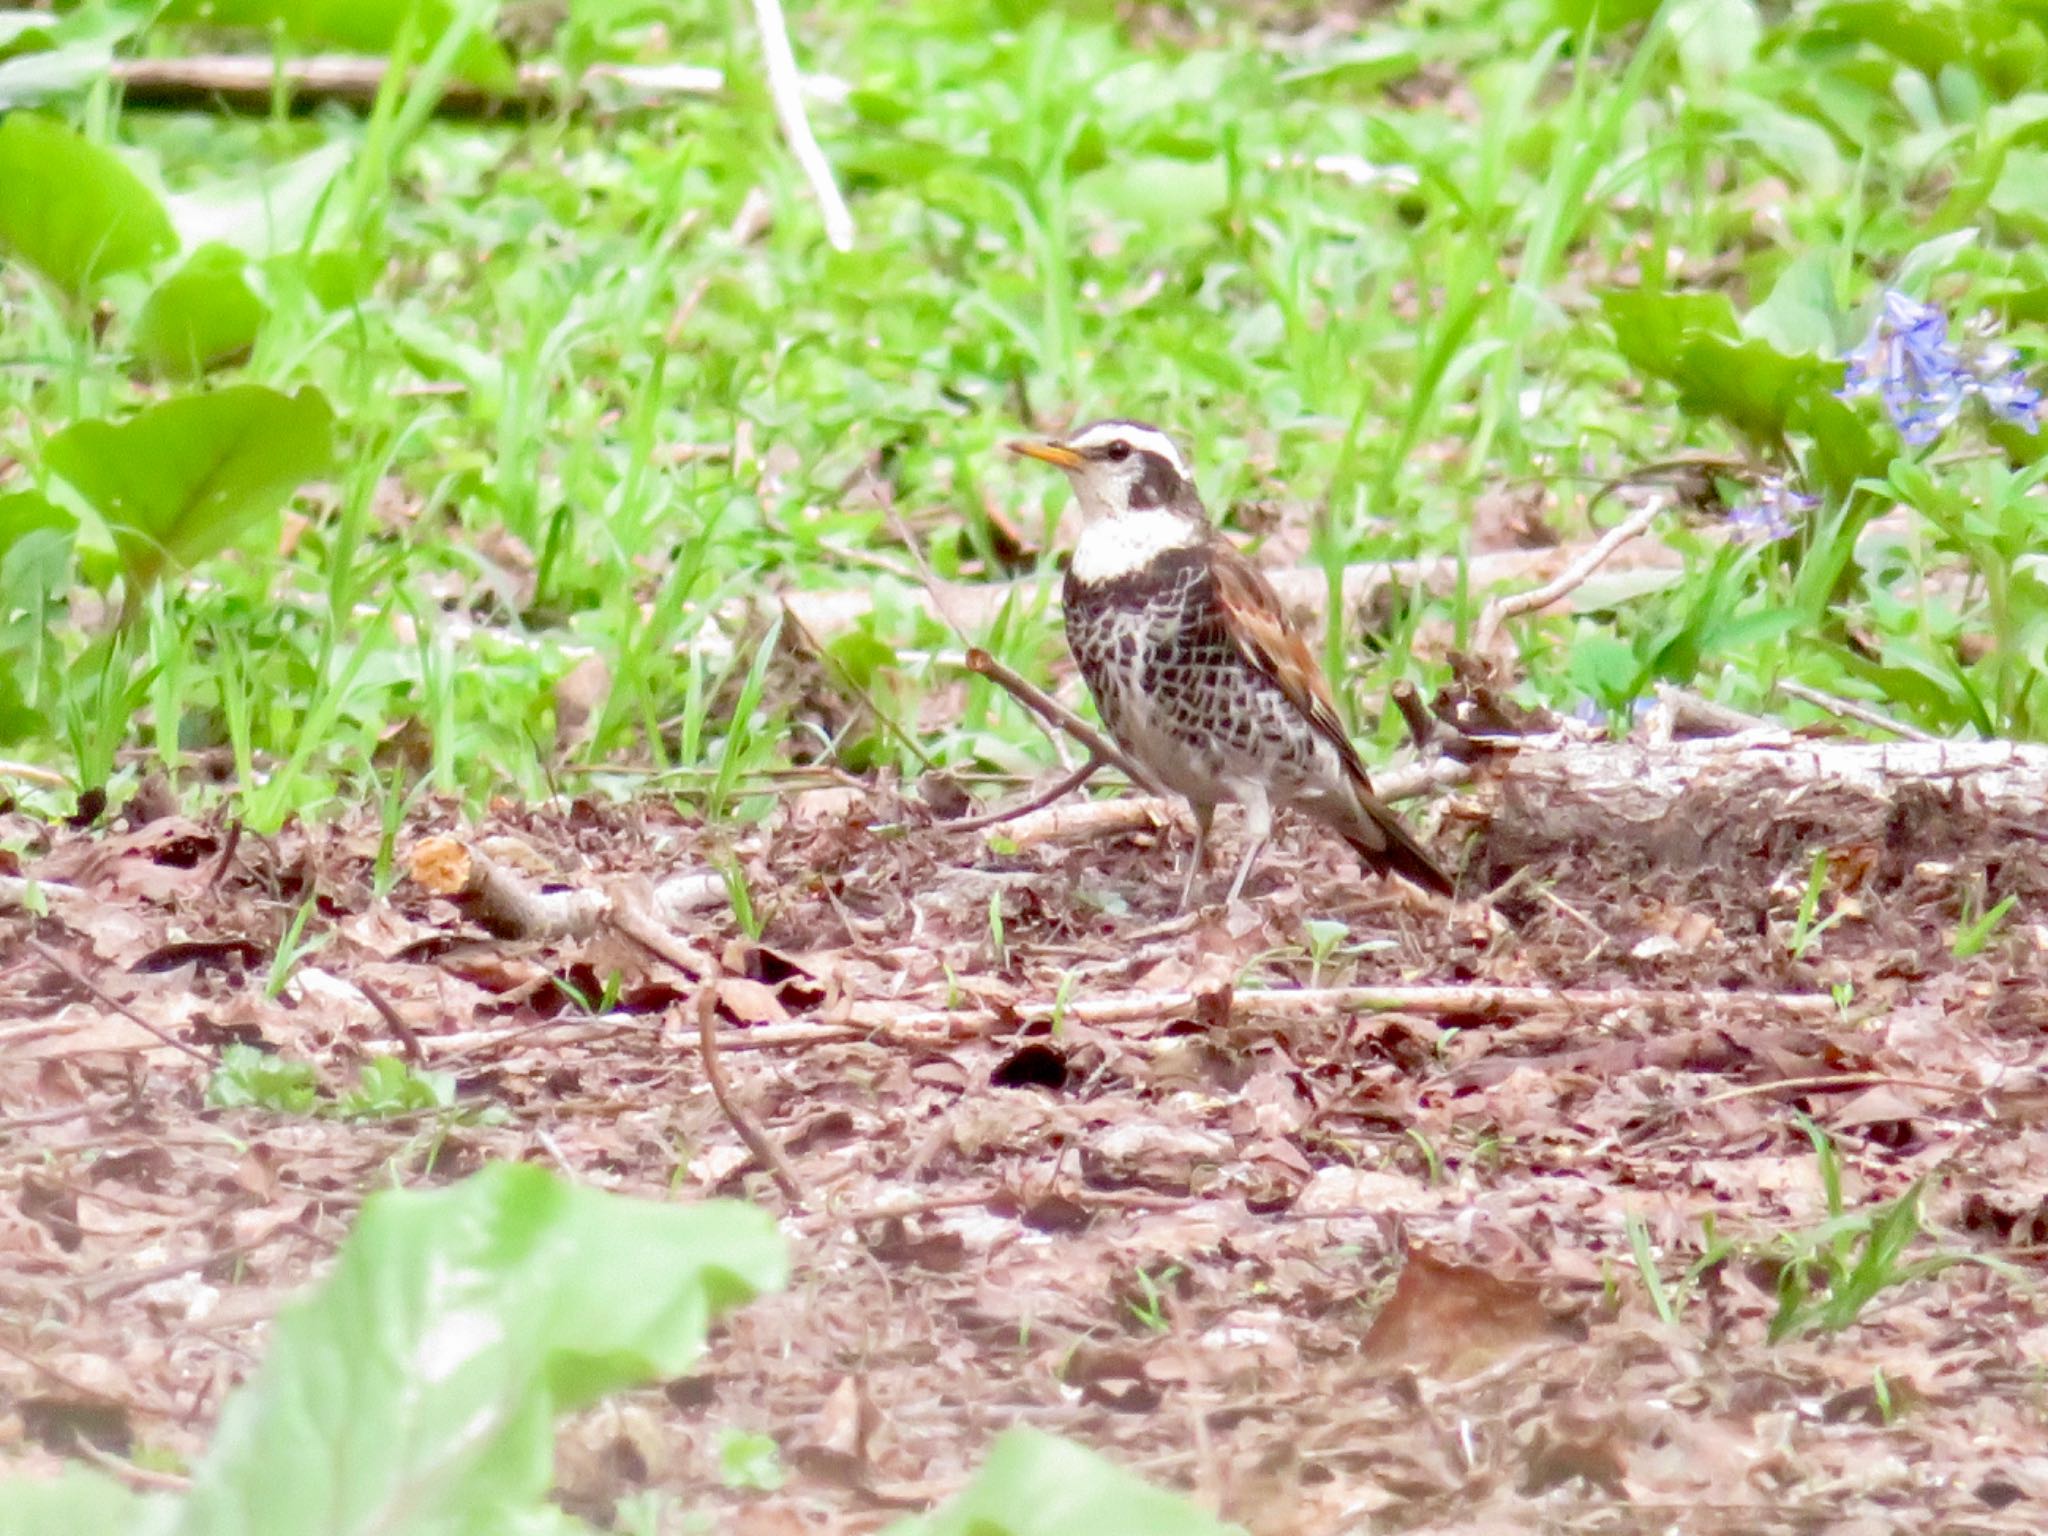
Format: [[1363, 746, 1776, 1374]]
[[962, 647, 1171, 796], [353, 975, 424, 1066], [0, 873, 96, 919], [984, 754, 1477, 852], [1645, 684, 1771, 742], [1695, 1072, 1970, 1108], [605, 892, 718, 981], [779, 538, 1688, 642], [934, 758, 1104, 834], [1473, 729, 2048, 816], [406, 835, 725, 941], [749, 0, 854, 250], [205, 818, 243, 891], [994, 795, 1183, 851], [607, 896, 801, 1203], [109, 53, 848, 115], [409, 835, 608, 940], [1776, 680, 1937, 744], [845, 980, 1840, 1034], [1472, 494, 1671, 655], [696, 982, 804, 1204], [0, 757, 67, 789], [70, 1434, 192, 1494], [24, 937, 215, 1066]]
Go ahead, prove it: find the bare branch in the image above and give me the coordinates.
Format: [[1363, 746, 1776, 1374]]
[[933, 758, 1107, 834], [962, 647, 1172, 797], [749, 0, 854, 250], [1472, 494, 1672, 654], [777, 538, 1688, 643], [1776, 680, 1938, 744], [109, 52, 847, 115], [24, 937, 215, 1066]]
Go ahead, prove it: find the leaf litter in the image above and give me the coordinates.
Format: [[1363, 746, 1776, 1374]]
[[3, 752, 2048, 1533]]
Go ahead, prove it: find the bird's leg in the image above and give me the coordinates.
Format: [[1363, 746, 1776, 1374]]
[[1222, 789, 1273, 907], [1176, 801, 1214, 914]]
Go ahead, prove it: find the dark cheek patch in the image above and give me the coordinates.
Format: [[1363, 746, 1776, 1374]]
[[1127, 452, 1180, 510]]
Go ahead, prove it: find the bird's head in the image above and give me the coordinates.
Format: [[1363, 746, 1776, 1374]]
[[1006, 420, 1204, 525]]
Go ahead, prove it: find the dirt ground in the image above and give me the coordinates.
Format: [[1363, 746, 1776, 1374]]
[[5, 743, 2048, 1534]]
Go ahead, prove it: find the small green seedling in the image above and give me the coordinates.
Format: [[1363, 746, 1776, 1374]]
[[1302, 918, 1349, 987], [265, 897, 329, 999], [1125, 1263, 1181, 1334], [1952, 891, 2017, 959], [716, 1428, 785, 1492], [1764, 1116, 2005, 1343], [337, 1057, 456, 1120], [1626, 1211, 1678, 1326], [207, 1044, 320, 1116], [721, 858, 763, 941], [1785, 850, 1848, 961], [1404, 1126, 1444, 1186], [987, 890, 1008, 970]]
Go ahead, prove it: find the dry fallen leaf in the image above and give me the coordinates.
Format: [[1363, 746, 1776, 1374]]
[[1360, 1244, 1567, 1379]]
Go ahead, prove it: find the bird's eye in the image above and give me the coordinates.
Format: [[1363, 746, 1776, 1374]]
[[1106, 440, 1132, 462]]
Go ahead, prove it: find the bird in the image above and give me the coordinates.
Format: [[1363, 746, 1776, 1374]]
[[1007, 419, 1453, 910]]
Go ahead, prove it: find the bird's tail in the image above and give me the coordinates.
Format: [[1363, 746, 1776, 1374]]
[[1336, 782, 1455, 898]]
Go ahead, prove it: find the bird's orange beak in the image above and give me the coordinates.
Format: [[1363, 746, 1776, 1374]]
[[1005, 438, 1084, 470]]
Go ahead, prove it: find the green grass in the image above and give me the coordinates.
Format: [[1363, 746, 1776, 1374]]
[[5, 0, 2048, 826]]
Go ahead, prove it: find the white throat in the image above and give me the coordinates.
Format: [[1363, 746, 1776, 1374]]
[[1070, 508, 1202, 583]]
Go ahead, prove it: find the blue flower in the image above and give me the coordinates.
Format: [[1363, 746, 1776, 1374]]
[[1958, 314, 2044, 432], [1840, 290, 2042, 442], [1727, 475, 1815, 544]]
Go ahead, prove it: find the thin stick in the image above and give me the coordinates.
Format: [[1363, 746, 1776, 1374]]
[[846, 980, 1841, 1034], [935, 757, 1106, 833], [0, 758, 67, 789], [110, 53, 848, 115], [1776, 680, 1937, 744], [963, 647, 1173, 797], [206, 818, 243, 891], [70, 1434, 192, 1494], [24, 938, 214, 1065], [353, 976, 424, 1067], [696, 984, 804, 1204], [749, 0, 854, 251], [609, 901, 802, 1205], [1694, 1072, 1968, 1108], [1472, 494, 1671, 654], [0, 873, 94, 918]]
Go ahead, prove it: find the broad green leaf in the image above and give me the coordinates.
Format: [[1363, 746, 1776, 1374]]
[[1669, 336, 1838, 441], [1075, 156, 1229, 233], [1600, 288, 1741, 380], [0, 490, 78, 568], [1670, 0, 1761, 80], [166, 143, 353, 261], [0, 1463, 151, 1536], [0, 7, 138, 108], [0, 114, 176, 300], [0, 15, 55, 50], [1550, 0, 1661, 31], [159, 0, 517, 92], [1744, 252, 1838, 356], [1792, 393, 1886, 502], [1893, 228, 1980, 294], [1566, 630, 1642, 708], [890, 1429, 1246, 1536], [134, 244, 269, 378], [44, 386, 336, 595], [0, 42, 111, 109], [170, 1162, 787, 1536]]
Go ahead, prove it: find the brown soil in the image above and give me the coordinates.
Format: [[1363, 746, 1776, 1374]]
[[4, 761, 2047, 1533]]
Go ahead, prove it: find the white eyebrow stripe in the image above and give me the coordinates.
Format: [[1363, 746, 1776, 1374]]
[[1068, 421, 1186, 477]]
